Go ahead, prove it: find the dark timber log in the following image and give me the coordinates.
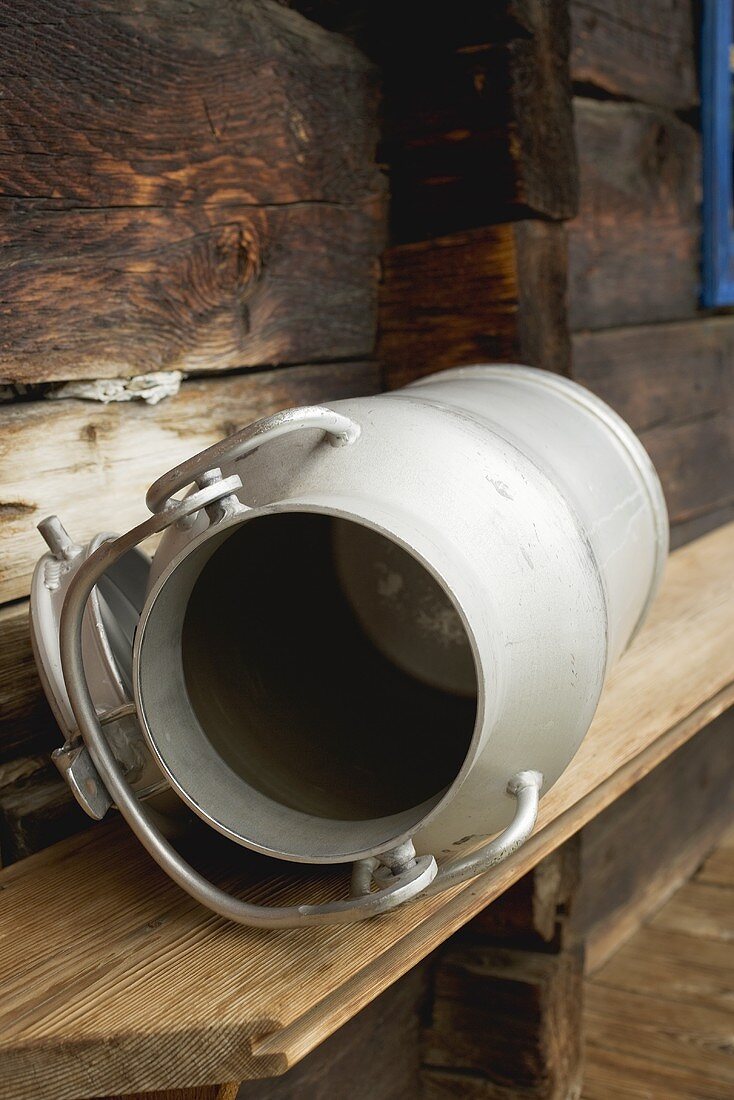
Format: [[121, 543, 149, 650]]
[[381, 0, 578, 242], [422, 943, 584, 1099], [570, 0, 698, 109], [0, 0, 385, 382], [293, 1, 578, 242], [572, 320, 734, 537], [380, 221, 570, 389], [0, 202, 383, 383], [574, 711, 734, 972], [421, 840, 583, 1099], [568, 100, 699, 331]]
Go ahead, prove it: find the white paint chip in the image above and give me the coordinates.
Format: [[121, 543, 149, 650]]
[[47, 371, 183, 406]]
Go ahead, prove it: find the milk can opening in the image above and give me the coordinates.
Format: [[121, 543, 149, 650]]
[[135, 510, 480, 863]]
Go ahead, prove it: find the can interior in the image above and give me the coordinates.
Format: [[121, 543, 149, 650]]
[[136, 511, 478, 862]]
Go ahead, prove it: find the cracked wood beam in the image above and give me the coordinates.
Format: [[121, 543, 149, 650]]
[[0, 360, 379, 606], [0, 0, 385, 383]]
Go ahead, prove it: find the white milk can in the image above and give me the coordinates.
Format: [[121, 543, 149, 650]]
[[31, 365, 668, 926]]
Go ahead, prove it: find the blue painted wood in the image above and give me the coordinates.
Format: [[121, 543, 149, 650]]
[[702, 0, 734, 306]]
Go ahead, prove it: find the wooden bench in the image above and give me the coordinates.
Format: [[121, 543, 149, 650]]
[[1, 522, 733, 1100]]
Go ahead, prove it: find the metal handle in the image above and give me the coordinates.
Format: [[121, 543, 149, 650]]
[[59, 464, 543, 926], [146, 405, 361, 515], [59, 489, 437, 929], [422, 771, 543, 897]]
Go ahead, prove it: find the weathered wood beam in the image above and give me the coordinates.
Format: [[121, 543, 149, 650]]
[[380, 0, 578, 242], [0, 0, 385, 382], [0, 202, 383, 383], [0, 361, 379, 605], [572, 319, 734, 537], [570, 0, 698, 109], [421, 838, 583, 1099], [470, 842, 580, 951], [292, 1, 578, 242], [422, 941, 584, 1099], [574, 710, 734, 972], [568, 99, 699, 331], [0, 602, 56, 764], [380, 221, 570, 389]]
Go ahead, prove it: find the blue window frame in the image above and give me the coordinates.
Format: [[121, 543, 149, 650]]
[[702, 0, 734, 305]]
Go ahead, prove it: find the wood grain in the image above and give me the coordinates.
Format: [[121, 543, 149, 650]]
[[380, 0, 577, 242], [0, 603, 57, 764], [289, 1, 578, 241], [470, 841, 580, 949], [572, 319, 734, 434], [107, 1087, 239, 1100], [0, 360, 378, 605], [574, 711, 734, 972], [0, 0, 385, 382], [423, 943, 584, 1099], [568, 100, 699, 331], [650, 881, 734, 943], [583, 839, 734, 1099], [640, 416, 734, 526], [585, 984, 734, 1089], [570, 0, 698, 109], [590, 926, 734, 1013], [0, 522, 731, 1098], [237, 967, 429, 1100], [379, 221, 569, 389], [0, 202, 383, 383], [572, 319, 734, 539]]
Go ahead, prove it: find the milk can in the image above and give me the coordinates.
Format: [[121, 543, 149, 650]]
[[31, 365, 668, 927]]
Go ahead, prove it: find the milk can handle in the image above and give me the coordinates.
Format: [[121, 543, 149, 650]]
[[58, 489, 437, 929], [146, 405, 361, 514]]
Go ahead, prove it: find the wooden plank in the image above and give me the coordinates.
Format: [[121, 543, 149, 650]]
[[290, 2, 578, 241], [639, 415, 734, 527], [574, 710, 734, 972], [470, 841, 580, 949], [670, 503, 734, 550], [650, 881, 734, 943], [237, 967, 428, 1100], [568, 100, 699, 331], [582, 820, 734, 1099], [0, 757, 91, 868], [572, 319, 734, 540], [0, 0, 385, 382], [109, 1087, 239, 1100], [582, 1040, 734, 1100], [0, 523, 731, 1098], [570, 0, 698, 109], [379, 221, 569, 390], [0, 360, 379, 605], [572, 319, 734, 435], [697, 837, 734, 888], [421, 840, 582, 1098], [585, 984, 734, 1087], [591, 926, 734, 1012]]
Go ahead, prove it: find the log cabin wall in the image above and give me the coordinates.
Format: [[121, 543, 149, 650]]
[[568, 0, 734, 549], [0, 0, 386, 864]]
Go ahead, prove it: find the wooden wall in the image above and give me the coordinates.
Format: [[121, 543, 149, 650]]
[[568, 0, 734, 547], [0, 0, 385, 865], [378, 0, 734, 548]]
